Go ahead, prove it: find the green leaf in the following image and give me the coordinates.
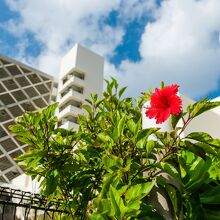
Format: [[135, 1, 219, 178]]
[[194, 142, 217, 156], [136, 138, 147, 149], [178, 156, 187, 178], [54, 128, 75, 136], [160, 81, 165, 89], [17, 150, 47, 161], [165, 184, 179, 216], [185, 157, 212, 191], [100, 174, 121, 197], [44, 175, 58, 195], [186, 132, 220, 149], [180, 141, 206, 159], [106, 80, 114, 95], [119, 86, 127, 98], [91, 93, 98, 102], [190, 101, 220, 118], [187, 193, 205, 219], [42, 102, 58, 119], [181, 139, 217, 157], [127, 119, 136, 135], [90, 214, 106, 220], [111, 77, 118, 90], [102, 155, 123, 173], [200, 185, 220, 204], [126, 200, 140, 211], [148, 87, 152, 94], [85, 98, 93, 105], [118, 185, 128, 195], [186, 132, 213, 143], [136, 128, 158, 149], [146, 140, 158, 157], [138, 128, 158, 139], [117, 115, 126, 137], [171, 112, 186, 129], [157, 162, 180, 182], [125, 181, 155, 204], [95, 98, 105, 108], [97, 133, 112, 143], [101, 199, 113, 216], [82, 104, 93, 115], [204, 209, 220, 220], [109, 185, 126, 219], [93, 198, 114, 216]]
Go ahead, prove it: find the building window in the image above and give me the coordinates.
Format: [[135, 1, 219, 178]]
[[59, 100, 82, 112], [58, 116, 78, 126], [61, 85, 83, 97], [53, 82, 58, 88], [63, 76, 68, 85], [70, 71, 85, 80], [62, 70, 85, 85]]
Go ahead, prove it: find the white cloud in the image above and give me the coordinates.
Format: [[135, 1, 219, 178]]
[[2, 0, 220, 99], [118, 0, 220, 98], [3, 0, 125, 75], [118, 0, 157, 22], [2, 0, 156, 76]]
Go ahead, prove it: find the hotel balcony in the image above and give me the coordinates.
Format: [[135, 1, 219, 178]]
[[59, 89, 83, 106], [59, 76, 85, 94], [58, 105, 83, 120], [59, 121, 79, 130]]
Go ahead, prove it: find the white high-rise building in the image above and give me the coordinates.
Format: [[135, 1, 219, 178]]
[[0, 44, 104, 185], [57, 44, 104, 130]]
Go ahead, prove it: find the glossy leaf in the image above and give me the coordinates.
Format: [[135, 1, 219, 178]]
[[190, 100, 220, 118], [109, 185, 126, 219]]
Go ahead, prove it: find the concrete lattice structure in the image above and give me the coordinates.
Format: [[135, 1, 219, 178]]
[[0, 44, 104, 185], [0, 56, 54, 183]]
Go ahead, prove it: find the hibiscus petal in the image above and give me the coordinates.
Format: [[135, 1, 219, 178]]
[[145, 84, 182, 124], [169, 95, 182, 114], [145, 107, 158, 119], [156, 108, 171, 124]]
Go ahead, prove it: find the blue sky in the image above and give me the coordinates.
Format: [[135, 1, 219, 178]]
[[1, 0, 220, 100]]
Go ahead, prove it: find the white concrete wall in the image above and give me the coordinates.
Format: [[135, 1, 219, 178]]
[[59, 44, 104, 97], [74, 44, 104, 97], [60, 45, 77, 77], [211, 96, 220, 115], [5, 173, 41, 193], [182, 95, 220, 138]]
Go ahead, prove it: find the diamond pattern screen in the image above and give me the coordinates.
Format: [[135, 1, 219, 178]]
[[0, 56, 54, 183]]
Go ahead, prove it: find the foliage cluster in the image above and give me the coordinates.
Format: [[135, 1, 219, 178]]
[[10, 79, 220, 219]]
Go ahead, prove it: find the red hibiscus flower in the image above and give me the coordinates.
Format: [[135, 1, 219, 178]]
[[145, 84, 182, 124]]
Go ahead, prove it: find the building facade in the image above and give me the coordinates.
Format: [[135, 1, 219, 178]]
[[57, 44, 104, 130], [0, 56, 54, 183], [0, 44, 104, 184]]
